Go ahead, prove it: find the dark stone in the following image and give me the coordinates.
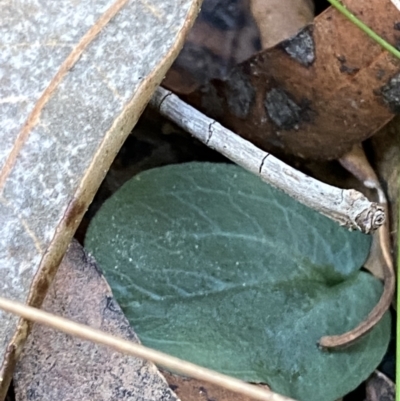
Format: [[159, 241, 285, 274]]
[[223, 68, 255, 119], [381, 72, 400, 113], [279, 25, 315, 67], [264, 88, 302, 129]]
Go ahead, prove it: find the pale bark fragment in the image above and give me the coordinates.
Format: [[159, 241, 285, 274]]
[[151, 87, 385, 234], [0, 1, 201, 398], [14, 241, 179, 401]]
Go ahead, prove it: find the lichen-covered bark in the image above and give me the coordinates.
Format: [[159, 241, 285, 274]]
[[0, 0, 201, 398]]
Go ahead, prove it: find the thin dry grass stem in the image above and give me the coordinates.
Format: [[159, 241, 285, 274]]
[[0, 296, 297, 401]]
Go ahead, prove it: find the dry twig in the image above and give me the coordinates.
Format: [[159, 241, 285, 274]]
[[150, 87, 384, 234]]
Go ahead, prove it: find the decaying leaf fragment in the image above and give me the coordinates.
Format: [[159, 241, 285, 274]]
[[13, 240, 178, 401], [365, 370, 395, 401], [0, 0, 201, 398]]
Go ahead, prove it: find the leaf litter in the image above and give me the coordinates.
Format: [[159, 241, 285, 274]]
[[9, 1, 398, 401]]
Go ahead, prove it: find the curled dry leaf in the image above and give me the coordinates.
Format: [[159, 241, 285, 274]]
[[0, 0, 200, 398], [339, 145, 386, 279], [319, 145, 395, 347], [14, 240, 178, 401], [339, 145, 383, 200], [337, 122, 400, 310], [178, 0, 400, 160]]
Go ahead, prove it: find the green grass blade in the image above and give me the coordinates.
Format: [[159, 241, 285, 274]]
[[327, 0, 400, 60]]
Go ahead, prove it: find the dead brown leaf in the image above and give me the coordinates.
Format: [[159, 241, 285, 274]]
[[180, 0, 400, 160], [339, 144, 383, 198], [13, 240, 178, 401]]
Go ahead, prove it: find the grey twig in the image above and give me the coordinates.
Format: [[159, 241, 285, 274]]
[[151, 87, 384, 234]]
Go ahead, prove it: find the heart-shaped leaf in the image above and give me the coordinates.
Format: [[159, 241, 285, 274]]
[[85, 162, 390, 401]]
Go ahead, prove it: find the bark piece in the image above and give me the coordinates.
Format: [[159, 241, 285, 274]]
[[13, 240, 179, 401], [183, 0, 400, 160], [0, 0, 201, 398]]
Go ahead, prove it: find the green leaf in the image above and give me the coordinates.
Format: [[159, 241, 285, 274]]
[[85, 162, 390, 401]]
